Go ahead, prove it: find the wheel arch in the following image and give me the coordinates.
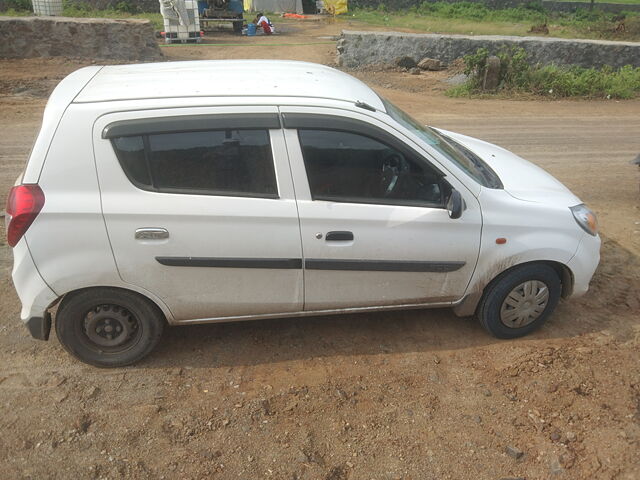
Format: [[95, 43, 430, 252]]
[[54, 285, 173, 325], [453, 259, 574, 317]]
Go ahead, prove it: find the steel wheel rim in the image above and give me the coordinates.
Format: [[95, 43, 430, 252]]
[[82, 304, 140, 351], [500, 280, 549, 328]]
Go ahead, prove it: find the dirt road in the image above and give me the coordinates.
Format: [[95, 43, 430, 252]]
[[1, 19, 639, 480]]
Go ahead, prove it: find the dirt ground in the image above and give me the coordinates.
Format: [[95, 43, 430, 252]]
[[1, 18, 639, 480]]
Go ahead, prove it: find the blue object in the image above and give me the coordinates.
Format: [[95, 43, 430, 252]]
[[228, 0, 244, 14], [247, 23, 256, 36], [197, 1, 208, 15]]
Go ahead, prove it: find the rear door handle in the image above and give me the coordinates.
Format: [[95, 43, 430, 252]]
[[326, 231, 354, 241], [135, 228, 169, 240]]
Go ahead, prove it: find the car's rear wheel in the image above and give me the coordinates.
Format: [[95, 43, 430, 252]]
[[477, 264, 561, 339], [55, 288, 165, 367]]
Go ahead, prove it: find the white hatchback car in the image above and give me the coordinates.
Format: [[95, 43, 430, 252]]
[[7, 60, 600, 367]]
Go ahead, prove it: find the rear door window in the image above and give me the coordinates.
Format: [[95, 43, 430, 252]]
[[111, 129, 278, 198]]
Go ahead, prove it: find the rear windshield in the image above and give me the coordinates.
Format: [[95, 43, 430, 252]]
[[380, 98, 502, 189]]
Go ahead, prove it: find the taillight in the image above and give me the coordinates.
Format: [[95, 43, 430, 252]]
[[5, 184, 45, 247]]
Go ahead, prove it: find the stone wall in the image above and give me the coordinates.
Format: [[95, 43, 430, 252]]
[[0, 0, 160, 12], [0, 16, 164, 61], [337, 31, 640, 69]]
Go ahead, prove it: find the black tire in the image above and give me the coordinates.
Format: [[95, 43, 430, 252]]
[[477, 264, 561, 339], [233, 20, 243, 33], [55, 288, 165, 368]]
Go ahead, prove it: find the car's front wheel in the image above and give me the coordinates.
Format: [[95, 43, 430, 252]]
[[477, 264, 562, 339], [55, 288, 165, 367]]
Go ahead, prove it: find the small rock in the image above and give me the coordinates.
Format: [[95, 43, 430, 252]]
[[48, 375, 67, 387], [483, 56, 501, 91], [295, 449, 307, 463], [76, 415, 92, 434], [473, 415, 482, 424], [560, 452, 575, 469], [505, 445, 524, 460], [53, 391, 68, 403], [84, 386, 99, 400], [409, 67, 421, 75], [325, 465, 347, 480], [445, 73, 470, 87], [395, 55, 417, 69], [260, 399, 273, 415], [482, 388, 492, 397], [550, 457, 564, 475], [565, 431, 577, 442], [550, 430, 561, 442], [418, 57, 445, 71], [136, 404, 161, 416]]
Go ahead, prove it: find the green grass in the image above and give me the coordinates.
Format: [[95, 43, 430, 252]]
[[525, 64, 640, 97], [61, 6, 164, 29], [447, 47, 640, 99], [345, 3, 640, 41], [554, 0, 640, 4], [1, 8, 31, 16]]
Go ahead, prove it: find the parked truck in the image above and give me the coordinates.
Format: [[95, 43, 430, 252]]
[[198, 0, 244, 33]]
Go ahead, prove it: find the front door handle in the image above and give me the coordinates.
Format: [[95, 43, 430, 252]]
[[135, 228, 169, 240], [326, 231, 354, 241]]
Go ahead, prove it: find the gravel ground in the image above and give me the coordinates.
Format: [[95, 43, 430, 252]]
[[0, 19, 639, 480]]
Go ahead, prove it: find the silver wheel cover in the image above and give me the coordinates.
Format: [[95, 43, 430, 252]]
[[500, 280, 549, 328]]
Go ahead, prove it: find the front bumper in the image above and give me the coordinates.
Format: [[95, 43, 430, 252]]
[[566, 232, 601, 297], [12, 238, 58, 340]]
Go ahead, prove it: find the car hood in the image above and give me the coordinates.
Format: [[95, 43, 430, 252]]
[[437, 129, 581, 206]]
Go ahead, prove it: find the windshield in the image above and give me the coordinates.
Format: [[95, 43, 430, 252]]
[[380, 98, 502, 189]]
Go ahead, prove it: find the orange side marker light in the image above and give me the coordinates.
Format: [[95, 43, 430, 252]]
[[496, 238, 507, 245]]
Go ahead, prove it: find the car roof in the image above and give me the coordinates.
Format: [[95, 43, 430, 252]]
[[72, 60, 385, 109]]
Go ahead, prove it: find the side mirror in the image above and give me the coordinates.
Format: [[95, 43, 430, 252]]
[[447, 189, 463, 219]]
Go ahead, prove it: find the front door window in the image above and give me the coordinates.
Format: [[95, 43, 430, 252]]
[[297, 129, 449, 207]]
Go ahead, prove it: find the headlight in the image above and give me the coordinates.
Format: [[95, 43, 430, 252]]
[[570, 204, 598, 236]]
